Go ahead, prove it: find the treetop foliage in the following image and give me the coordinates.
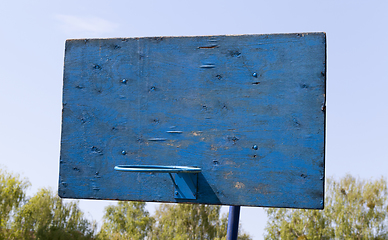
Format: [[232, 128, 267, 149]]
[[0, 168, 30, 238], [13, 188, 96, 240], [0, 168, 252, 240], [264, 174, 388, 240], [98, 201, 153, 240], [98, 202, 252, 240], [150, 203, 227, 240]]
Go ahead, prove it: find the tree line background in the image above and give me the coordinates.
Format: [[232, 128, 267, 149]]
[[0, 168, 250, 240], [1, 167, 387, 239]]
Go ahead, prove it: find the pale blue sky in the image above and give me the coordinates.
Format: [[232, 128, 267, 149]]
[[1, 0, 387, 239]]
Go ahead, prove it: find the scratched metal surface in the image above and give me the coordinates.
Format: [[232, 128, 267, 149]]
[[59, 33, 326, 209]]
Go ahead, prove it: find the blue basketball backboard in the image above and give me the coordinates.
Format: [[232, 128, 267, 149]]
[[59, 33, 326, 209]]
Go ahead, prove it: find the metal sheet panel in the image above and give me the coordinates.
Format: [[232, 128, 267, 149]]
[[59, 33, 326, 209]]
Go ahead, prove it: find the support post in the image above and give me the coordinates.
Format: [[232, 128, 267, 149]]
[[226, 206, 241, 240]]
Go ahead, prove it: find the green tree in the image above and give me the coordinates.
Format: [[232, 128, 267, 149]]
[[12, 188, 96, 240], [150, 203, 251, 240], [264, 174, 388, 239], [97, 201, 153, 240], [0, 168, 30, 238]]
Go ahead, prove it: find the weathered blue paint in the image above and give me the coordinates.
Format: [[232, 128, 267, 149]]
[[59, 33, 326, 209]]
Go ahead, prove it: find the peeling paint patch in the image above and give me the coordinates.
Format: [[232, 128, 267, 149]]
[[234, 182, 245, 189], [224, 171, 233, 179], [191, 131, 203, 136]]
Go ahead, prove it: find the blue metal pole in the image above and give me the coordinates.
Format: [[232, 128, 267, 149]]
[[226, 206, 241, 240]]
